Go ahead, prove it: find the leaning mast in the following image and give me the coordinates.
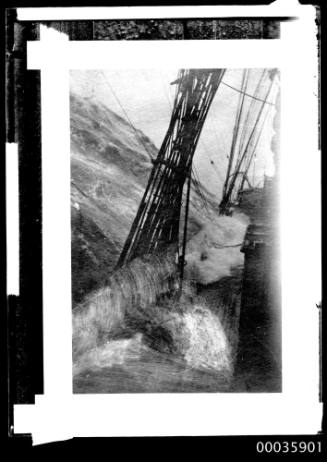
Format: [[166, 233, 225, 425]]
[[219, 69, 277, 215], [116, 69, 226, 288]]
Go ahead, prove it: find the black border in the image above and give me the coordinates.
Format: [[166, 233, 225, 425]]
[[2, 0, 325, 456]]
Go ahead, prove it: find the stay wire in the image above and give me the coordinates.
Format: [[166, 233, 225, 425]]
[[191, 167, 210, 214], [221, 79, 276, 106], [99, 71, 154, 159]]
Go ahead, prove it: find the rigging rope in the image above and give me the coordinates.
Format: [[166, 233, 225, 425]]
[[161, 71, 221, 185], [99, 71, 154, 160], [220, 69, 275, 210], [160, 71, 225, 220], [238, 69, 266, 159], [231, 74, 275, 197], [232, 72, 273, 188], [243, 99, 273, 184], [224, 69, 248, 196], [221, 79, 276, 106], [191, 167, 210, 215]]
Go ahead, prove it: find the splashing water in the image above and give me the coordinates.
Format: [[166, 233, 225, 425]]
[[143, 298, 235, 374], [74, 300, 234, 379], [73, 333, 145, 376], [73, 214, 247, 385], [185, 213, 249, 284], [183, 305, 232, 372], [73, 250, 178, 361]]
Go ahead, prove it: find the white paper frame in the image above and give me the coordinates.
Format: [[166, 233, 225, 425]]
[[13, 5, 321, 445]]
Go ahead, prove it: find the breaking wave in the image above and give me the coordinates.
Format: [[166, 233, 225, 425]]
[[73, 214, 247, 381], [73, 300, 235, 379], [72, 250, 177, 360]]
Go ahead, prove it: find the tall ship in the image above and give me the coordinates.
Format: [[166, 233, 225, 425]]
[[72, 67, 282, 393]]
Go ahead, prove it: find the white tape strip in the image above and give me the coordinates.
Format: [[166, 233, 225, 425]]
[[17, 2, 304, 22], [6, 143, 20, 296]]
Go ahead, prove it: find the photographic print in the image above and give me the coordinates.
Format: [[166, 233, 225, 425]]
[[7, 4, 321, 445], [71, 67, 281, 393]]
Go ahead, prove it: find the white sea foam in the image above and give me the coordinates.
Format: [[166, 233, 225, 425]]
[[72, 251, 177, 360], [73, 214, 246, 376], [73, 333, 144, 376], [185, 213, 248, 284], [183, 305, 232, 372]]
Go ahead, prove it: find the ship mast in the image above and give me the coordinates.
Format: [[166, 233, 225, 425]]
[[219, 69, 276, 215], [116, 69, 226, 286]]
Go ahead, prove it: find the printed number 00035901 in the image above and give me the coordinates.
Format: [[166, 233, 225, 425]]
[[256, 441, 322, 454]]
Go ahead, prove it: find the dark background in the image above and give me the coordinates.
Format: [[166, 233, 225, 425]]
[[2, 0, 324, 456]]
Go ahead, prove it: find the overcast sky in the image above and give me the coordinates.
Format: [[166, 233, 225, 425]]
[[70, 68, 278, 200]]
